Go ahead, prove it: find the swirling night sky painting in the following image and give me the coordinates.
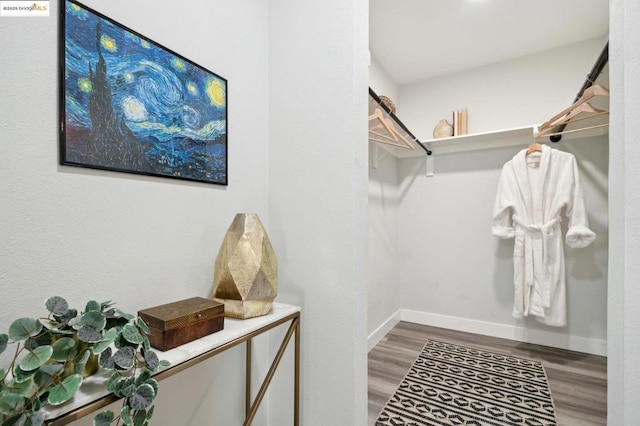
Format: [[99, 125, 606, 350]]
[[61, 0, 227, 185]]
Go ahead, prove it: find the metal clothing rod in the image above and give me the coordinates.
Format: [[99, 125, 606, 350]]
[[369, 87, 432, 155], [549, 41, 609, 142]]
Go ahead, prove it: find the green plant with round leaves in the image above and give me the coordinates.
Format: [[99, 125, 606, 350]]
[[0, 297, 170, 426]]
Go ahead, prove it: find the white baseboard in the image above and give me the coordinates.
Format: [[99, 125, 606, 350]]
[[368, 310, 401, 352], [399, 309, 607, 356]]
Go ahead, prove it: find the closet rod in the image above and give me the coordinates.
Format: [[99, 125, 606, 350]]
[[369, 87, 432, 155], [549, 41, 609, 143]]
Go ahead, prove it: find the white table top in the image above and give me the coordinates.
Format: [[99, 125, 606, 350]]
[[45, 302, 301, 421]]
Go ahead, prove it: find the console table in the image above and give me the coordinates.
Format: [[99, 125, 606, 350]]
[[44, 303, 301, 426]]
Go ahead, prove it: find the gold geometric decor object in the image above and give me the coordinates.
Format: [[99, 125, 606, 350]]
[[212, 213, 277, 319]]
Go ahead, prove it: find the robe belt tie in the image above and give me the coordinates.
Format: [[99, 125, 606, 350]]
[[512, 216, 559, 308]]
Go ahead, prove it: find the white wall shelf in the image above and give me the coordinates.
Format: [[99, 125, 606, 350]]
[[394, 125, 537, 158], [368, 87, 536, 159]]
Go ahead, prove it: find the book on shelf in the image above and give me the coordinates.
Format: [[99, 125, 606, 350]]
[[453, 110, 459, 136], [452, 108, 468, 136], [460, 108, 467, 135]]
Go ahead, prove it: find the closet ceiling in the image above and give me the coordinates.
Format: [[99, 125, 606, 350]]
[[370, 0, 609, 85]]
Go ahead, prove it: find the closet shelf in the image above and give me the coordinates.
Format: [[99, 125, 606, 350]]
[[394, 125, 537, 157], [368, 88, 538, 158], [370, 39, 608, 161], [370, 119, 608, 159]]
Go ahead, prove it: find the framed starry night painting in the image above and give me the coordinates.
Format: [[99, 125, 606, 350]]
[[59, 0, 227, 185]]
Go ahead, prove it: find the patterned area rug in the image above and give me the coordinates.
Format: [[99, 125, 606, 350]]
[[376, 339, 557, 426]]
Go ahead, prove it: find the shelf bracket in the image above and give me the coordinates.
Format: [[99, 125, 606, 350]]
[[425, 151, 434, 177], [372, 143, 392, 169]]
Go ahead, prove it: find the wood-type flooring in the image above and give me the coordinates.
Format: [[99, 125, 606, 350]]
[[368, 321, 607, 426]]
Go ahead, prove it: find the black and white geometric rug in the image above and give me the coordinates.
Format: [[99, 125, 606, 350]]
[[376, 339, 557, 426]]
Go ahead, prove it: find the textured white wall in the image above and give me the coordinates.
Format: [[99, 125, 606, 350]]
[[0, 1, 271, 424], [368, 56, 401, 338], [268, 0, 369, 425], [608, 0, 640, 423]]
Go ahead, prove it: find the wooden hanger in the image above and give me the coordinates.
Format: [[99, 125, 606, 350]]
[[539, 85, 609, 130], [369, 126, 416, 150], [369, 108, 398, 142], [536, 102, 609, 139], [535, 123, 609, 139], [535, 84, 610, 139], [369, 108, 415, 150], [526, 143, 542, 156], [548, 102, 607, 128]]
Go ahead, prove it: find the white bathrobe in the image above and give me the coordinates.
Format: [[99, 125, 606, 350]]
[[492, 145, 595, 326]]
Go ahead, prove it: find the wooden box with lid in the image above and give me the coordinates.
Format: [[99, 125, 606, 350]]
[[138, 297, 224, 352]]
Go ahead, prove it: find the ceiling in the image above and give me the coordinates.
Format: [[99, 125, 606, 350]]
[[370, 0, 609, 85]]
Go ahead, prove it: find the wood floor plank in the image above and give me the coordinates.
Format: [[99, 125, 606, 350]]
[[368, 322, 607, 425]]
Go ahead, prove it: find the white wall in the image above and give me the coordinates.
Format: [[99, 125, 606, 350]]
[[268, 1, 369, 425], [367, 148, 400, 342], [608, 0, 640, 423], [400, 38, 607, 137], [2, 0, 371, 425], [397, 135, 608, 354], [0, 1, 272, 424], [368, 55, 401, 343], [366, 39, 609, 355], [369, 55, 399, 107]]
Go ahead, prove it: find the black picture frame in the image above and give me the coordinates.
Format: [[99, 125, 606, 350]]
[[59, 0, 228, 185]]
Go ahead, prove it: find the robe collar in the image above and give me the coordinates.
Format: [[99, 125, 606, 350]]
[[513, 144, 552, 224]]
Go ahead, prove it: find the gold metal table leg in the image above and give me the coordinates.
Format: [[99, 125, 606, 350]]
[[246, 338, 252, 419], [294, 317, 300, 426], [243, 316, 299, 426]]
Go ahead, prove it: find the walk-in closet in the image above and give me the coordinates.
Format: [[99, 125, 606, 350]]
[[368, 1, 609, 425]]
